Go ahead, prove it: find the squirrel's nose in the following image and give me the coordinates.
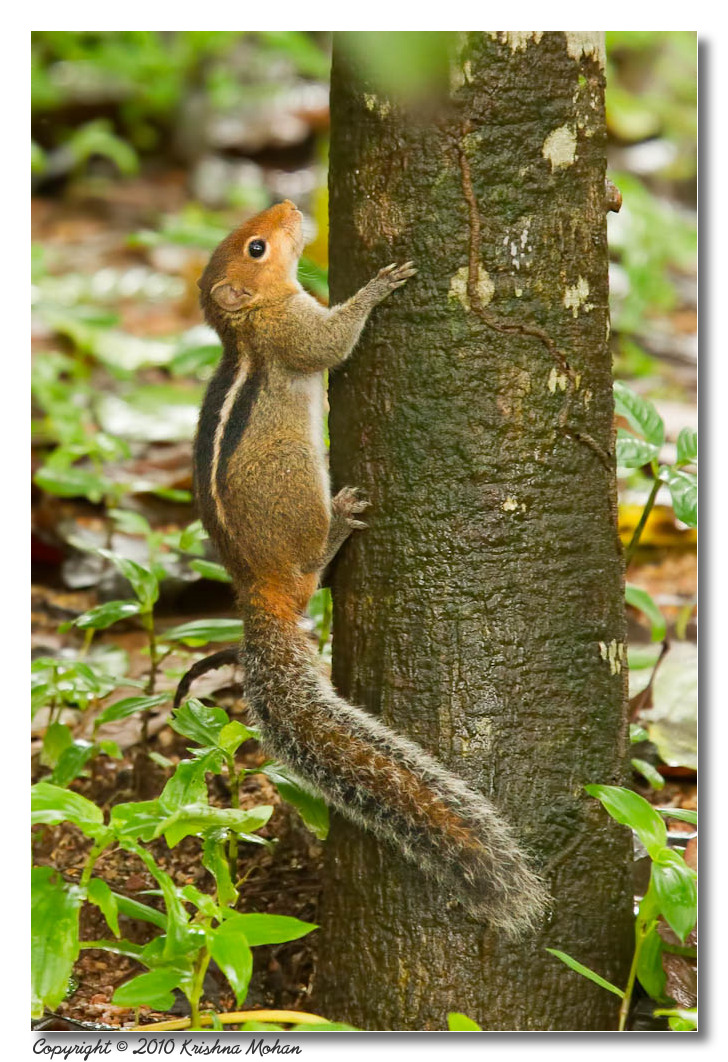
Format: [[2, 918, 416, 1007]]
[[282, 199, 301, 214]]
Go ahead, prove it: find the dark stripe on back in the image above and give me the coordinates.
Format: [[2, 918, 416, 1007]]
[[215, 366, 265, 497], [193, 346, 237, 528]]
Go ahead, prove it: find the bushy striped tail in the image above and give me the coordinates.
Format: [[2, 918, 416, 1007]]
[[241, 604, 549, 938]]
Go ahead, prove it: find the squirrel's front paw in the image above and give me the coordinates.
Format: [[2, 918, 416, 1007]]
[[369, 261, 417, 303], [332, 486, 370, 531]]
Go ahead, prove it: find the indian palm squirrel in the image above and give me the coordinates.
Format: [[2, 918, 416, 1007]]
[[180, 199, 548, 936]]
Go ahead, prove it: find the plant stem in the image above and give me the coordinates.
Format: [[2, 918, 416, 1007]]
[[226, 755, 240, 878], [618, 920, 648, 1031], [80, 841, 105, 889], [623, 476, 662, 568], [189, 949, 212, 1031], [140, 611, 158, 747]]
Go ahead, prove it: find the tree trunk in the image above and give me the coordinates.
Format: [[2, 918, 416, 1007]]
[[315, 31, 633, 1031]]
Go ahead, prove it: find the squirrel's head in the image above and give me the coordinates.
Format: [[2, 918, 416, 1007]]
[[198, 200, 304, 329]]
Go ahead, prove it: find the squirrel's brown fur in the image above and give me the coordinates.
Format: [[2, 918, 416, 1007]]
[[188, 199, 549, 936]]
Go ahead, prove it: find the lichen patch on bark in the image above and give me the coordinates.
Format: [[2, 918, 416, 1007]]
[[542, 125, 577, 170], [449, 264, 494, 310], [564, 32, 606, 68], [563, 276, 591, 317]]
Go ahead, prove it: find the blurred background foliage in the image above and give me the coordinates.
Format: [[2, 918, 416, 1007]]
[[31, 28, 696, 751]]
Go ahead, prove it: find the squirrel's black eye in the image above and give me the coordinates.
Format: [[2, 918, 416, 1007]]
[[248, 239, 266, 259]]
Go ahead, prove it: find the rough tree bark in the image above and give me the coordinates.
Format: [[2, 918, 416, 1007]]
[[314, 31, 634, 1031]]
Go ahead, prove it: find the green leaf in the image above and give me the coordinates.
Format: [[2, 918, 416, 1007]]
[[262, 764, 329, 840], [635, 922, 667, 1000], [655, 807, 697, 826], [40, 722, 73, 769], [96, 549, 159, 610], [79, 939, 146, 960], [155, 803, 273, 848], [87, 878, 120, 938], [585, 784, 667, 859], [179, 519, 207, 553], [112, 968, 181, 1010], [208, 920, 254, 1007], [613, 381, 665, 447], [654, 1008, 697, 1031], [189, 559, 232, 583], [615, 429, 659, 468], [217, 721, 255, 755], [220, 912, 317, 947], [112, 892, 167, 931], [545, 948, 624, 998], [625, 584, 667, 642], [676, 428, 697, 465], [629, 723, 649, 743], [34, 464, 111, 502], [652, 850, 697, 942], [163, 618, 243, 647], [202, 832, 238, 909], [664, 468, 697, 527], [51, 741, 96, 787], [109, 508, 153, 536], [94, 694, 169, 729], [179, 885, 220, 919], [31, 867, 84, 1018], [447, 1012, 482, 1031], [169, 698, 230, 747], [74, 599, 142, 630], [631, 758, 665, 790], [160, 751, 223, 812], [31, 781, 104, 837], [110, 800, 164, 842]]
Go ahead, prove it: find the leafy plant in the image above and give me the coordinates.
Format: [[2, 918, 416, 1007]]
[[547, 786, 696, 1031], [32, 694, 329, 1026]]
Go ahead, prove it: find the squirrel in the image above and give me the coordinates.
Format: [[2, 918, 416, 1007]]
[[184, 198, 549, 937]]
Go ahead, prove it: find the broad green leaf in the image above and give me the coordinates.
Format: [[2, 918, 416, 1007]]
[[163, 618, 243, 647], [51, 741, 96, 787], [110, 800, 164, 842], [160, 751, 222, 812], [262, 764, 329, 840], [208, 920, 254, 1007], [87, 878, 120, 938], [652, 850, 697, 942], [109, 509, 153, 536], [635, 923, 667, 1000], [545, 948, 624, 998], [631, 758, 665, 790], [31, 781, 104, 837], [31, 867, 84, 1018], [655, 807, 697, 826], [74, 599, 142, 630], [189, 559, 232, 583], [625, 584, 667, 642], [217, 721, 255, 755], [98, 740, 122, 759], [97, 549, 159, 610], [615, 429, 659, 468], [112, 968, 181, 1010], [112, 892, 167, 931], [447, 1012, 482, 1031], [34, 464, 110, 502], [202, 832, 238, 909], [654, 1008, 697, 1031], [220, 912, 318, 947], [179, 519, 207, 552], [40, 722, 73, 769], [120, 841, 199, 962], [664, 468, 697, 527], [613, 381, 665, 447], [169, 698, 229, 747], [585, 784, 667, 858], [629, 723, 649, 744], [94, 693, 169, 729], [155, 803, 273, 848], [676, 428, 697, 466]]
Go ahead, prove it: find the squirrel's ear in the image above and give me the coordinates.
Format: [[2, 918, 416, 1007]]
[[210, 280, 252, 311]]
